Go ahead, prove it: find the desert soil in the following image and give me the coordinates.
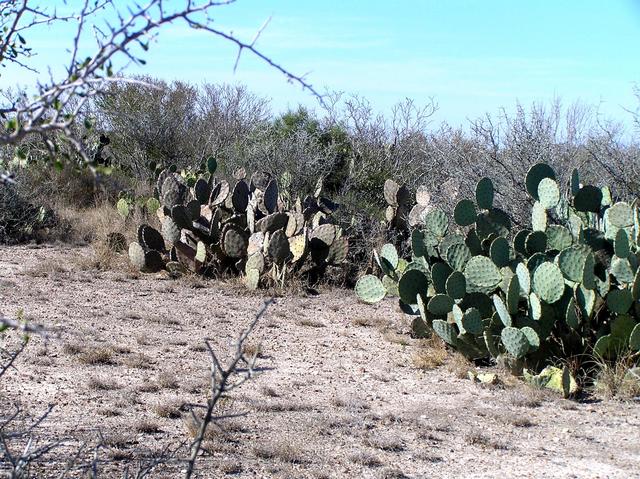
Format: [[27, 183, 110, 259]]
[[0, 244, 638, 479]]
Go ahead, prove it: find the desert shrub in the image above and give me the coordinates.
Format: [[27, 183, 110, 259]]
[[356, 162, 640, 393]]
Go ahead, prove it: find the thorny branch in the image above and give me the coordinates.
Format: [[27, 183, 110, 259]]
[[184, 298, 274, 479]]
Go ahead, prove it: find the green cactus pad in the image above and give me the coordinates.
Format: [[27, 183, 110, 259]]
[[231, 180, 250, 213], [382, 275, 399, 296], [573, 185, 603, 213], [128, 242, 146, 271], [408, 204, 426, 227], [475, 177, 494, 210], [464, 256, 502, 289], [432, 262, 453, 294], [246, 252, 265, 274], [380, 243, 399, 270], [501, 327, 529, 358], [557, 245, 590, 282], [608, 202, 634, 228], [489, 237, 510, 268], [614, 229, 630, 258], [244, 268, 260, 290], [206, 157, 217, 174], [185, 200, 200, 221], [576, 285, 595, 319], [210, 180, 230, 206], [521, 326, 540, 351], [611, 314, 636, 342], [564, 297, 580, 329], [531, 201, 547, 232], [383, 179, 401, 206], [439, 233, 465, 255], [475, 209, 511, 239], [424, 208, 449, 238], [404, 259, 430, 276], [432, 319, 457, 346], [288, 234, 306, 262], [427, 294, 454, 315], [461, 308, 483, 335], [264, 179, 279, 214], [515, 263, 531, 296], [532, 262, 565, 304], [632, 271, 640, 300], [398, 269, 429, 305], [606, 288, 633, 314], [445, 243, 472, 271], [326, 237, 349, 265], [525, 231, 547, 255], [268, 230, 291, 264], [139, 225, 165, 252], [513, 230, 530, 257], [412, 229, 437, 258], [445, 271, 467, 300], [310, 223, 338, 246], [493, 294, 512, 327], [546, 225, 573, 251], [194, 178, 211, 205], [593, 334, 613, 359], [116, 198, 130, 219], [525, 163, 556, 200], [484, 330, 500, 358], [162, 175, 189, 209], [460, 292, 494, 318], [256, 212, 289, 234], [222, 225, 248, 259], [629, 323, 640, 351], [454, 199, 477, 226], [506, 275, 521, 314], [356, 275, 387, 303], [465, 228, 483, 255], [611, 257, 635, 284], [537, 177, 560, 209]]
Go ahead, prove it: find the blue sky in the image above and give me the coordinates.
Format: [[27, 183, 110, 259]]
[[4, 0, 640, 129]]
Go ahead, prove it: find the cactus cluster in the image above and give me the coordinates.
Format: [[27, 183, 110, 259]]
[[128, 159, 348, 289], [357, 163, 640, 374]]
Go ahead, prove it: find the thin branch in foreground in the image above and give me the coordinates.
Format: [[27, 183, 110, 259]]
[[184, 297, 274, 479]]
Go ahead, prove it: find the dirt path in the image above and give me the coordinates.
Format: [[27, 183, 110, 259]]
[[0, 245, 638, 478]]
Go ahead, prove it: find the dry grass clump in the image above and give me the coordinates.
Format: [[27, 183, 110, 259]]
[[124, 353, 154, 369], [78, 346, 114, 365], [445, 352, 472, 379], [465, 432, 508, 450], [156, 372, 179, 390], [253, 440, 309, 464], [351, 316, 389, 328], [24, 260, 70, 278], [154, 400, 183, 419], [62, 342, 85, 356], [592, 355, 640, 400], [88, 376, 121, 391], [134, 419, 161, 434], [412, 336, 448, 370], [348, 450, 383, 468], [242, 341, 263, 358], [297, 318, 326, 328]]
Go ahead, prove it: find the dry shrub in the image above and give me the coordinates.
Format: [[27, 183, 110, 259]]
[[445, 352, 472, 379], [78, 347, 114, 365], [592, 355, 640, 400], [412, 336, 448, 370]]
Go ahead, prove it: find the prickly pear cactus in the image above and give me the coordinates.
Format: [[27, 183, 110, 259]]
[[128, 163, 348, 289], [358, 165, 640, 377]]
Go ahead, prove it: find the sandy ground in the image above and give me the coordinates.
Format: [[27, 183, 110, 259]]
[[0, 244, 638, 479]]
